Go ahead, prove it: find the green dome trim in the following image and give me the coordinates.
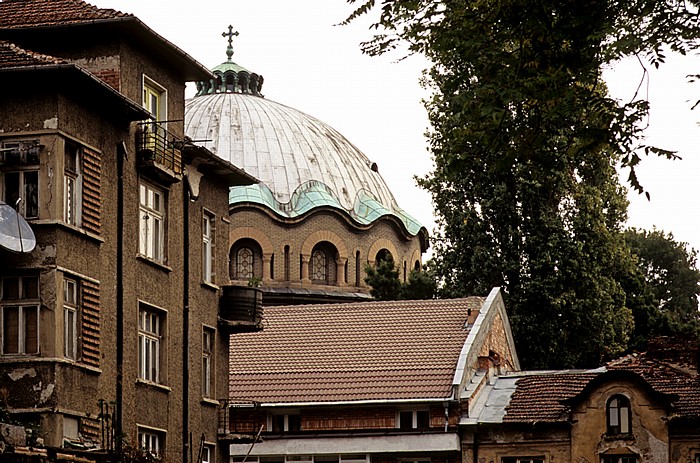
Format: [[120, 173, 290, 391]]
[[229, 181, 424, 236]]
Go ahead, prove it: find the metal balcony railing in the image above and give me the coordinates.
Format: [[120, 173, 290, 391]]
[[218, 400, 262, 438], [136, 121, 183, 175]]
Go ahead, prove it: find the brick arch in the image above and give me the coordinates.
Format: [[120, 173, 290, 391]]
[[367, 238, 399, 265], [229, 227, 274, 256], [300, 230, 348, 260]]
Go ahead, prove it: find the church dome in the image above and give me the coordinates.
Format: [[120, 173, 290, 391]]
[[183, 29, 424, 237]]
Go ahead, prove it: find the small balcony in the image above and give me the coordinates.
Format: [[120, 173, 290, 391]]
[[219, 284, 264, 333], [217, 400, 262, 443], [136, 121, 183, 183]]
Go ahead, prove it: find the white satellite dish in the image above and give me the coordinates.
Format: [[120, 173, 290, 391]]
[[0, 200, 36, 253]]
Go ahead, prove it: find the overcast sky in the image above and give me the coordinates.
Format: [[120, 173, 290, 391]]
[[96, 0, 700, 255]]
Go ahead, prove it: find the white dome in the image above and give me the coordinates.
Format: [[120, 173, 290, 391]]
[[185, 92, 399, 213]]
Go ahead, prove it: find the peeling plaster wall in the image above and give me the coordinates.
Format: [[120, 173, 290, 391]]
[[570, 380, 669, 462]]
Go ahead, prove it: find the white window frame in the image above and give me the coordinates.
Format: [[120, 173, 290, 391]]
[[396, 409, 429, 430], [64, 278, 78, 360], [2, 169, 39, 218], [137, 426, 164, 457], [1, 276, 40, 355], [143, 77, 167, 123], [269, 412, 301, 432], [202, 327, 214, 398], [201, 444, 215, 463], [63, 141, 82, 227], [139, 181, 166, 263], [203, 212, 215, 283], [138, 305, 163, 383]]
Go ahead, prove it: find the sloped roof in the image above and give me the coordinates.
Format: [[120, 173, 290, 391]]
[[0, 40, 65, 67], [229, 298, 484, 404], [474, 338, 700, 424], [0, 0, 130, 28]]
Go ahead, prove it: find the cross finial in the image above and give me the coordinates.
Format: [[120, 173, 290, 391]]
[[222, 25, 239, 61]]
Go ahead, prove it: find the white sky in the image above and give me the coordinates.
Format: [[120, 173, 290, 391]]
[[96, 1, 700, 255]]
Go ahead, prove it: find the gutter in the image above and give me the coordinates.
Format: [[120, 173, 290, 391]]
[[245, 397, 457, 408]]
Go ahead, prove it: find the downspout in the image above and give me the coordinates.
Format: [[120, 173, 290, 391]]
[[472, 426, 479, 463], [115, 141, 126, 453], [182, 177, 191, 463]]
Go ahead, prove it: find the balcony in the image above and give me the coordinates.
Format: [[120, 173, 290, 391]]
[[217, 400, 262, 443], [136, 121, 183, 184], [219, 284, 264, 333]]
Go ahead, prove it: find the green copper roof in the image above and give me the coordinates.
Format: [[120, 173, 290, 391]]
[[211, 60, 250, 74], [230, 182, 424, 236]]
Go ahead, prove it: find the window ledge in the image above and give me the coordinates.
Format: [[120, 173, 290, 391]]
[[136, 378, 172, 392], [0, 356, 102, 374], [201, 281, 220, 292], [137, 255, 173, 272], [31, 220, 104, 243], [201, 398, 220, 407]]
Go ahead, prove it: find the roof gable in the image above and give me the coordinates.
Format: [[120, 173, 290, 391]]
[[229, 297, 485, 404]]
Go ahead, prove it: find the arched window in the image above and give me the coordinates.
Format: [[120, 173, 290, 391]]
[[606, 395, 631, 435], [414, 260, 421, 272], [310, 241, 338, 285], [355, 251, 361, 287], [375, 249, 393, 265], [229, 239, 263, 281], [284, 245, 290, 281]]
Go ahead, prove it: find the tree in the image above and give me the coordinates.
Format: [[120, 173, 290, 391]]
[[623, 228, 700, 348], [364, 256, 436, 300], [345, 0, 700, 368]]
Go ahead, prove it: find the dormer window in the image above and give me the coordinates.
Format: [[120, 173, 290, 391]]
[[606, 394, 631, 435]]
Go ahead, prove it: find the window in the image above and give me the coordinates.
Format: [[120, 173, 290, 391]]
[[139, 181, 166, 263], [601, 456, 638, 463], [311, 249, 327, 282], [201, 444, 214, 463], [1, 276, 39, 355], [64, 278, 78, 360], [502, 458, 544, 463], [270, 413, 301, 432], [2, 170, 38, 218], [143, 79, 166, 122], [202, 328, 214, 398], [138, 306, 163, 383], [397, 410, 429, 430], [237, 247, 254, 279], [138, 427, 164, 457], [203, 213, 215, 283], [1, 140, 40, 219], [607, 395, 631, 435], [64, 141, 82, 226]]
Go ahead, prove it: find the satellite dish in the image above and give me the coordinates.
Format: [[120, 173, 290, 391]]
[[0, 200, 36, 253]]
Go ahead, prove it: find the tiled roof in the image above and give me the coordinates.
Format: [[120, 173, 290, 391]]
[[0, 0, 130, 29], [608, 352, 700, 418], [229, 298, 483, 404], [502, 372, 599, 423], [0, 40, 65, 68], [500, 341, 700, 423]]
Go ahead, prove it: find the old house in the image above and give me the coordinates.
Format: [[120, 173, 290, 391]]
[[0, 1, 258, 462], [465, 337, 700, 463], [225, 287, 520, 462]]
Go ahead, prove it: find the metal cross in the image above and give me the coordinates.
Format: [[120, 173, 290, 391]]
[[222, 25, 239, 60]]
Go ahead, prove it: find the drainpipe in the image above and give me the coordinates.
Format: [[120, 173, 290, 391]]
[[182, 177, 191, 463], [472, 426, 479, 463], [444, 402, 449, 432], [115, 141, 126, 453]]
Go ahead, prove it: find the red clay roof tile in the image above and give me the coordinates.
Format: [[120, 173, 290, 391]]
[[0, 0, 130, 29], [0, 40, 65, 67], [229, 298, 483, 403]]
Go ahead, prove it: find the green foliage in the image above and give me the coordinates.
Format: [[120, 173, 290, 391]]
[[364, 257, 436, 300], [623, 228, 700, 348], [345, 0, 700, 368]]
